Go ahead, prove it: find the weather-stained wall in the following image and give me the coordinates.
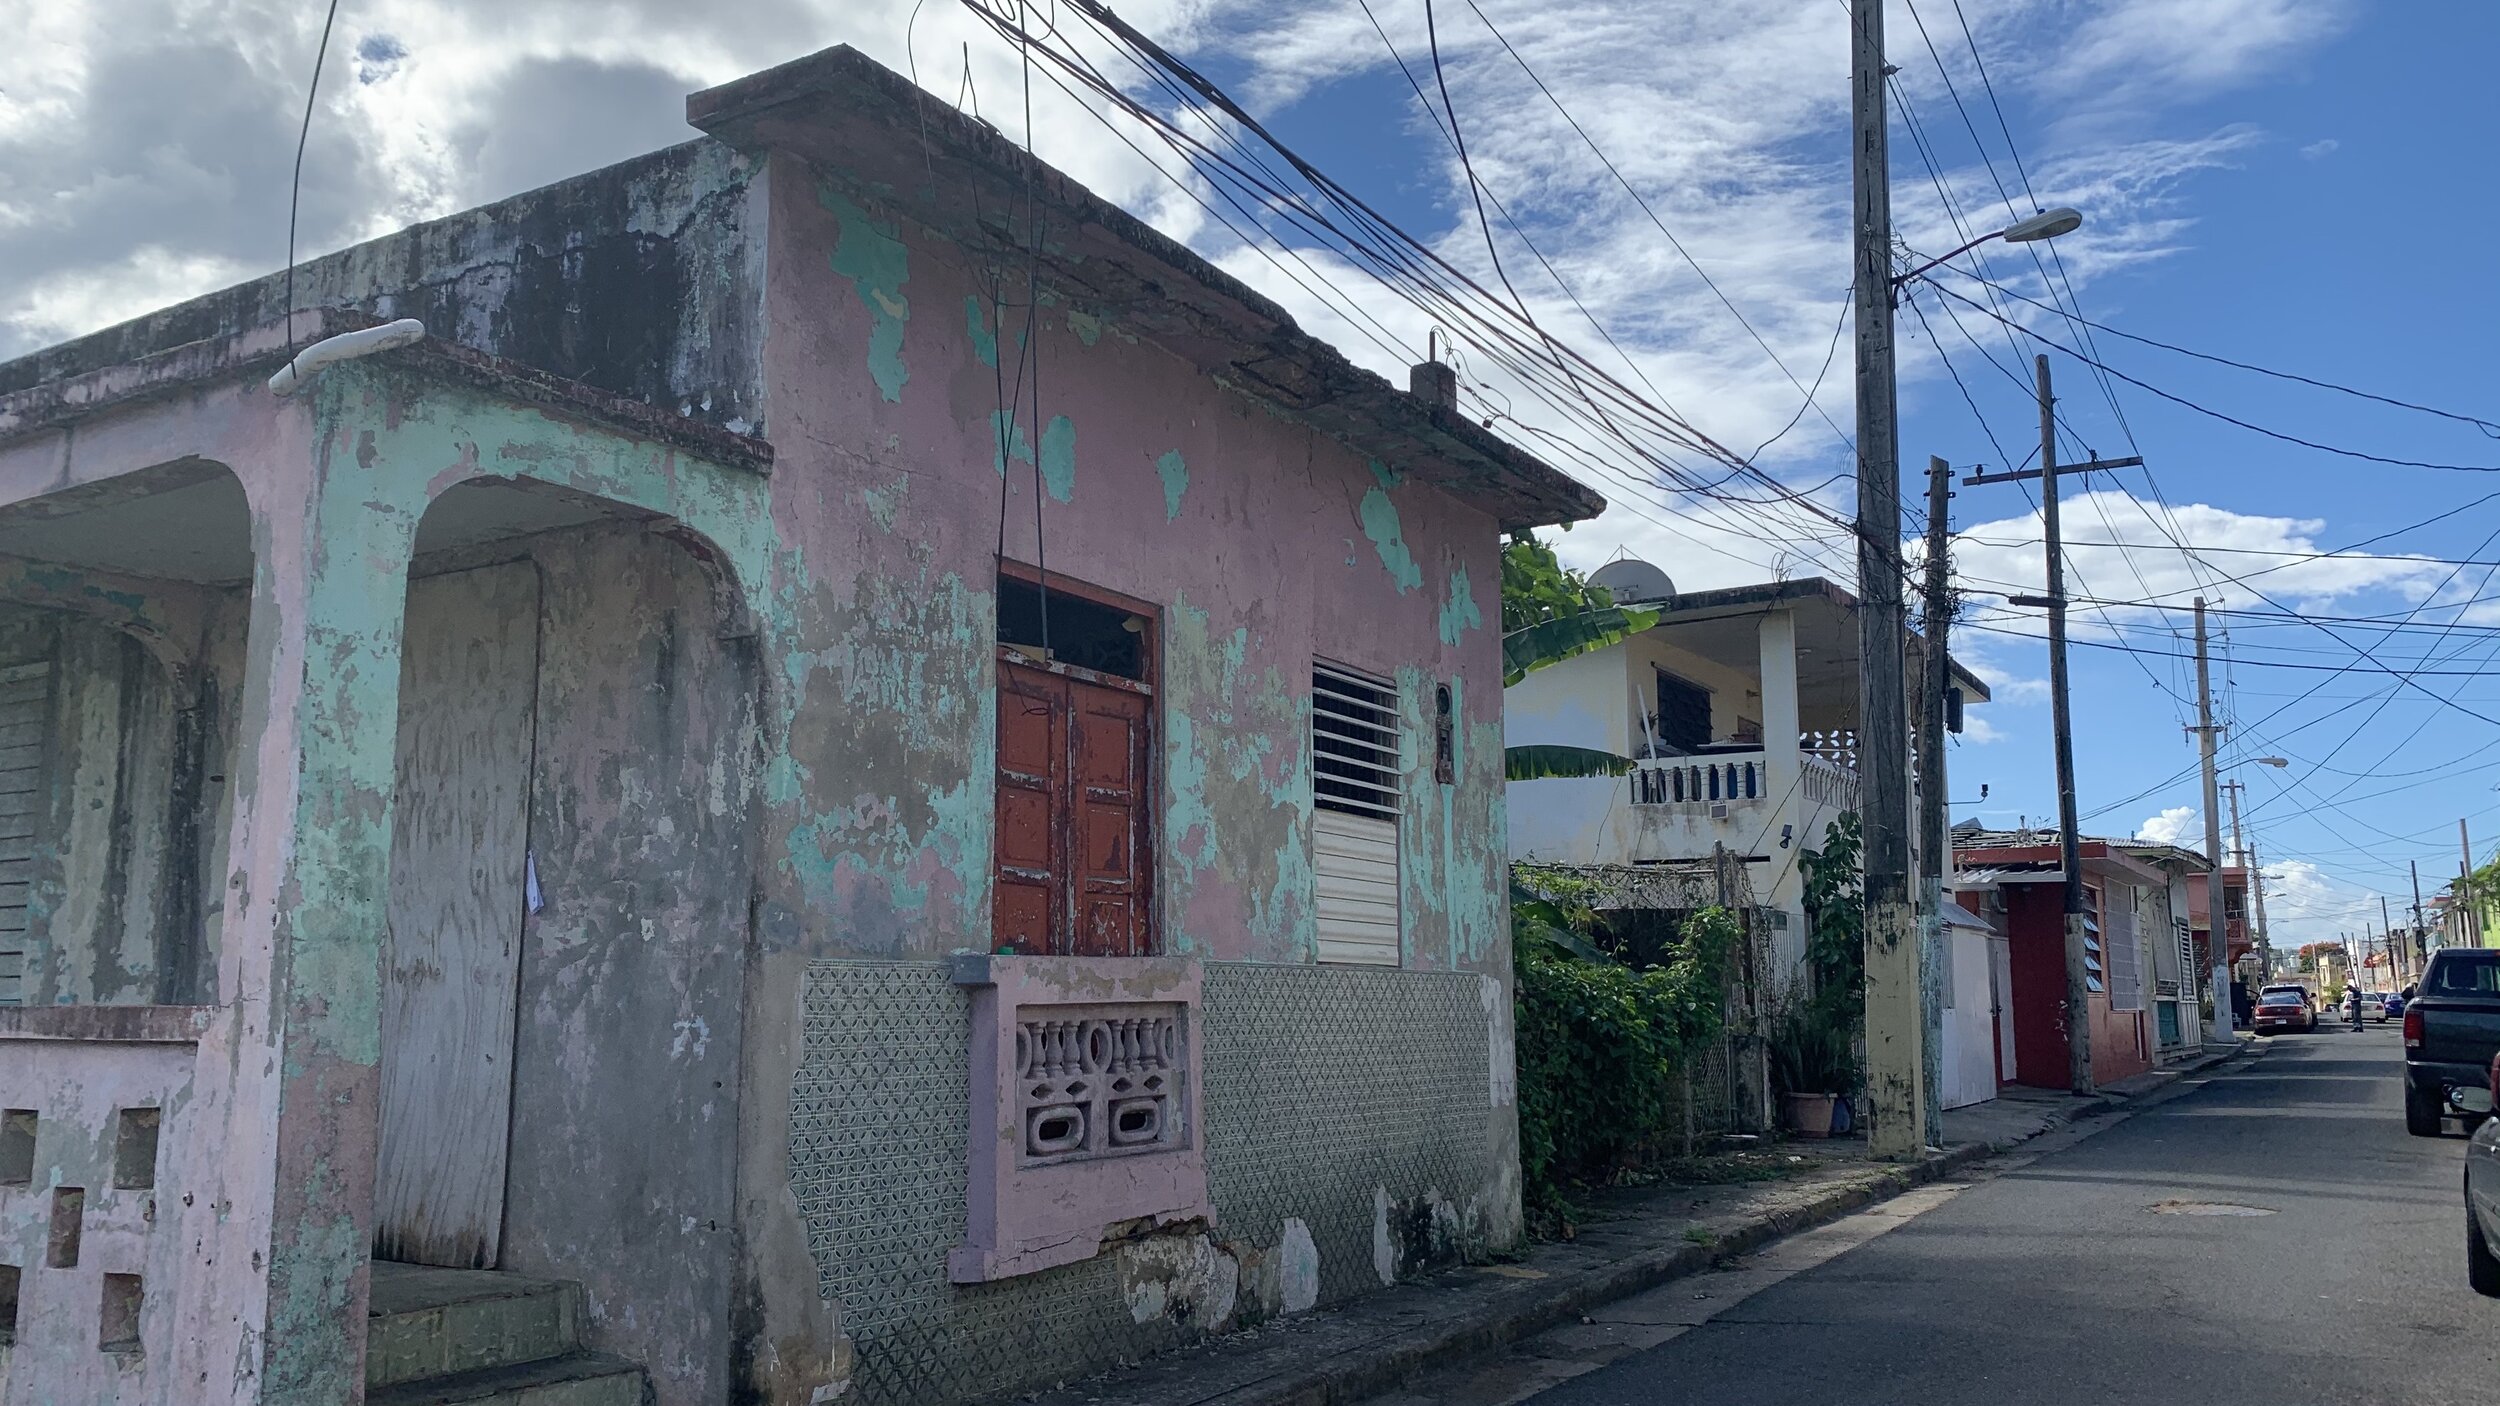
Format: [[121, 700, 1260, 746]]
[[747, 151, 1509, 974]]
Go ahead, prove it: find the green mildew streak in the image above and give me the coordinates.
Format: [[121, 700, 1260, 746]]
[[1040, 415, 1077, 502], [818, 184, 912, 402], [1156, 450, 1189, 521], [1359, 486, 1423, 594], [1438, 564, 1483, 646], [966, 296, 998, 368], [991, 412, 1035, 476], [1067, 309, 1106, 346]]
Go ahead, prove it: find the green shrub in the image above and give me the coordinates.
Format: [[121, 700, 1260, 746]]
[[1514, 906, 1738, 1212]]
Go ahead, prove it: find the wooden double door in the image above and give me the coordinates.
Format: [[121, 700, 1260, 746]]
[[993, 658, 1152, 957]]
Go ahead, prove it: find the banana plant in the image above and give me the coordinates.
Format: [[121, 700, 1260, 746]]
[[1502, 603, 1661, 781]]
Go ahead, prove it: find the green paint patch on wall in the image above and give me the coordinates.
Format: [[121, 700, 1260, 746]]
[[1156, 450, 1189, 521], [991, 412, 1035, 476], [1040, 415, 1077, 503], [1067, 309, 1106, 346], [1438, 565, 1482, 646], [1359, 486, 1423, 594], [818, 184, 911, 403], [1370, 458, 1403, 489], [965, 296, 998, 369]]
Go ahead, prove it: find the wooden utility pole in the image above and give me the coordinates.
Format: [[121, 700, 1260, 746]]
[[1916, 456, 1954, 1136], [2222, 780, 2269, 980], [2463, 820, 2481, 948], [2381, 895, 2397, 986], [1960, 364, 2142, 1095], [2041, 359, 2094, 1091], [2193, 599, 2233, 1042], [1850, 0, 1925, 1156], [2413, 860, 2427, 970]]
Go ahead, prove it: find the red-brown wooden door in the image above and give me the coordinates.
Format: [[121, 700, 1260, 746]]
[[994, 659, 1151, 956]]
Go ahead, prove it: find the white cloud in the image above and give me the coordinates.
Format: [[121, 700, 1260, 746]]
[[2258, 857, 2387, 949], [1959, 713, 2006, 745], [2300, 138, 2339, 160], [2136, 806, 2196, 845]]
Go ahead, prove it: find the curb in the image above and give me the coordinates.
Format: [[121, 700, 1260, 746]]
[[1190, 1039, 2256, 1406]]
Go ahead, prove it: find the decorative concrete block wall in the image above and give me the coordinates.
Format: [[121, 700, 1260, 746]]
[[791, 960, 1512, 1405]]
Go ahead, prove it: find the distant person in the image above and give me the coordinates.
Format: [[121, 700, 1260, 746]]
[[2346, 986, 2366, 1031], [2233, 981, 2254, 1024]]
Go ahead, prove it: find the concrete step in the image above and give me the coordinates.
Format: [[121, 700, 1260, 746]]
[[363, 1351, 649, 1406], [367, 1262, 585, 1390]]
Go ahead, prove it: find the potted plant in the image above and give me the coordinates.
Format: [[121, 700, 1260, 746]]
[[1770, 1003, 1856, 1138]]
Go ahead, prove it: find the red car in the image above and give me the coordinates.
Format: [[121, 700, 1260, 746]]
[[2253, 984, 2317, 1034]]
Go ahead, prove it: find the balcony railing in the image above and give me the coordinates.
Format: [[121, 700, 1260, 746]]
[[1802, 753, 1859, 812], [1629, 753, 1766, 808]]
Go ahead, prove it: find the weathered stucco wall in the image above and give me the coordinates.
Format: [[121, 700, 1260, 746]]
[[479, 522, 759, 1406], [0, 142, 768, 436], [746, 152, 1509, 974], [0, 583, 242, 1009]]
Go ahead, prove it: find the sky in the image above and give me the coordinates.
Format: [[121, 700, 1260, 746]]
[[5, 0, 2496, 953]]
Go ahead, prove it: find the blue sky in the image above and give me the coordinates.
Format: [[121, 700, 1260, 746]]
[[6, 0, 2492, 947]]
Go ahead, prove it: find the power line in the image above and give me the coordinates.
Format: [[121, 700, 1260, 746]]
[[1921, 279, 2500, 473]]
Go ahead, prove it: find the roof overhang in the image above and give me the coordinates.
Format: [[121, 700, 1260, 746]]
[[1617, 576, 1994, 704], [687, 46, 1603, 531]]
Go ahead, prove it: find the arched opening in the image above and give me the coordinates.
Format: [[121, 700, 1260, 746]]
[[371, 475, 759, 1403], [0, 460, 255, 1008]]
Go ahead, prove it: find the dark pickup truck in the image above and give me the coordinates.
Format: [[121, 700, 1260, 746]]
[[2404, 947, 2500, 1135]]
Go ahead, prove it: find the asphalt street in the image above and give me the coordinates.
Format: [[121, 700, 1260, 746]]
[[1384, 1025, 2499, 1406]]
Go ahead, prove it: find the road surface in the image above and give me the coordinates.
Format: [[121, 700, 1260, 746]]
[[1374, 1025, 2497, 1406]]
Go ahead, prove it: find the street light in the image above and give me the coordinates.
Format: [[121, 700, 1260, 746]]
[[2254, 757, 2289, 768], [1892, 207, 2086, 291]]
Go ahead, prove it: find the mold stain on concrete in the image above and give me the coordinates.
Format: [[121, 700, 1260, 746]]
[[817, 185, 911, 403], [964, 295, 998, 369]]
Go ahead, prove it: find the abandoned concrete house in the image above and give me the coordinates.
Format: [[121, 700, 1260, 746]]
[[0, 46, 1602, 1406]]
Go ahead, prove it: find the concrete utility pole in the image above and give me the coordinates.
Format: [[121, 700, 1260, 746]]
[[2193, 599, 2234, 1044], [1917, 456, 1954, 1138], [1850, 0, 1926, 1157]]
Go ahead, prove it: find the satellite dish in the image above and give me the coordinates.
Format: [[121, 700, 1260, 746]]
[[1589, 558, 1676, 604]]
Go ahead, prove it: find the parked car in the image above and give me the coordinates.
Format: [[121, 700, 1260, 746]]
[[2253, 984, 2316, 1035], [2460, 1053, 2500, 1294], [2385, 991, 2409, 1020], [2404, 949, 2500, 1136]]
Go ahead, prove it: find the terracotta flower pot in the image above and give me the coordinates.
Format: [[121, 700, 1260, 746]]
[[1784, 1092, 1838, 1138]]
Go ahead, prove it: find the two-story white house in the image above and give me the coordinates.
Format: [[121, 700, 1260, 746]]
[[1504, 561, 1991, 982]]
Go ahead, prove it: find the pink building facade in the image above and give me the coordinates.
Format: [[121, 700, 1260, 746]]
[[0, 47, 1598, 1406]]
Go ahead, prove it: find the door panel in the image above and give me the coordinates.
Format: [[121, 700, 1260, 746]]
[[994, 660, 1151, 956], [376, 563, 540, 1268]]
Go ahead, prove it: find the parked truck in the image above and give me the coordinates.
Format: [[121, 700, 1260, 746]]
[[2403, 947, 2500, 1136]]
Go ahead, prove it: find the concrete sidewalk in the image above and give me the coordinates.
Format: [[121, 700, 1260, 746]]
[[1019, 1041, 2255, 1406]]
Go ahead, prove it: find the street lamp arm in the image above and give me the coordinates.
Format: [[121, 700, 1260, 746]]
[[1891, 207, 2085, 291], [1893, 232, 2002, 290]]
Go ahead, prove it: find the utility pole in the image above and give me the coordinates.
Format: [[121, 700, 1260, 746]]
[[1917, 457, 1954, 1138], [1850, 0, 1926, 1157], [2223, 780, 2270, 980], [2413, 860, 2427, 969], [1961, 367, 2137, 1095], [2193, 599, 2234, 1044], [2381, 895, 2396, 987], [2463, 820, 2482, 949]]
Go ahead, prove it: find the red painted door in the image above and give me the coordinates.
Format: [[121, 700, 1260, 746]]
[[994, 659, 1152, 956]]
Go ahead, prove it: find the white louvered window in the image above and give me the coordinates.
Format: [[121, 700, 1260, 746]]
[[1312, 661, 1401, 966], [0, 659, 47, 1006], [2107, 892, 2144, 1013]]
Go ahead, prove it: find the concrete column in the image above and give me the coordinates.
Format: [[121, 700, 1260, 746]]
[[167, 381, 421, 1405], [1758, 609, 1803, 920]]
